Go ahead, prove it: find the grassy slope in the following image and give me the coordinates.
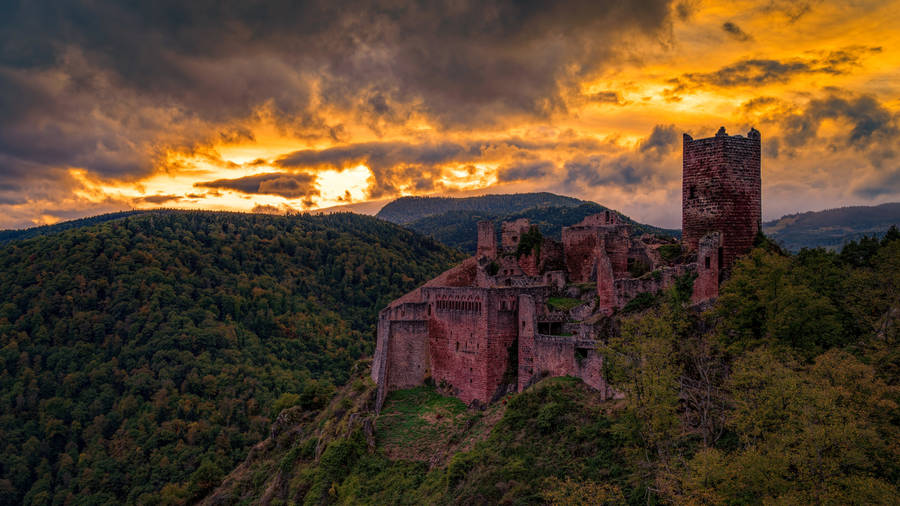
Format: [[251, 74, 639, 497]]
[[205, 372, 629, 506]]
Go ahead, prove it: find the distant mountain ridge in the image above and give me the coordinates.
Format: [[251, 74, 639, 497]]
[[763, 202, 900, 251], [405, 203, 681, 254], [376, 192, 584, 224]]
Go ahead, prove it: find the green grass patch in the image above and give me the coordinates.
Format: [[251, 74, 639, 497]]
[[547, 296, 584, 311], [376, 386, 469, 452]]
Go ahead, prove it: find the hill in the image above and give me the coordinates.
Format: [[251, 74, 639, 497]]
[[405, 202, 680, 253], [763, 202, 900, 251], [0, 211, 156, 244], [0, 211, 463, 504], [204, 232, 900, 505], [375, 193, 585, 225]]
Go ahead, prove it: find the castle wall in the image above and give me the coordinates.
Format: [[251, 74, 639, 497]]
[[562, 227, 600, 283], [532, 335, 608, 398], [484, 291, 519, 400], [420, 287, 523, 404], [614, 264, 695, 307], [517, 294, 537, 392], [596, 252, 617, 314], [538, 239, 565, 272], [501, 219, 531, 251], [692, 232, 721, 303], [477, 220, 497, 259], [683, 128, 761, 273], [517, 251, 540, 277]]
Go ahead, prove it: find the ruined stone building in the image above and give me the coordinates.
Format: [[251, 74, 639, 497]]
[[372, 127, 762, 410]]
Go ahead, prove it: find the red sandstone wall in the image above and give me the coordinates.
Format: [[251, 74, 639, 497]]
[[682, 128, 761, 274], [477, 220, 497, 259], [501, 219, 531, 251], [530, 336, 608, 396], [425, 288, 488, 404], [517, 294, 537, 392], [562, 228, 599, 283], [517, 251, 539, 277], [692, 232, 721, 303], [605, 228, 630, 274], [422, 287, 520, 404], [483, 291, 519, 400], [386, 320, 430, 389], [596, 252, 617, 314]]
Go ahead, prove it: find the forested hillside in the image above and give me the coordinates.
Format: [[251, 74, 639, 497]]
[[0, 211, 153, 245], [763, 202, 900, 251], [0, 211, 463, 505], [406, 203, 680, 253], [208, 229, 900, 505], [375, 193, 584, 225]]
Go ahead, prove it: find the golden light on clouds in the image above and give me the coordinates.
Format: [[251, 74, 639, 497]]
[[1, 0, 899, 229]]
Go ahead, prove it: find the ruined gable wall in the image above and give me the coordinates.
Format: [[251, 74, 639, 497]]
[[604, 226, 631, 274], [538, 238, 564, 272], [501, 219, 531, 251], [517, 251, 540, 277], [531, 335, 609, 397], [562, 227, 600, 283], [682, 129, 761, 273], [614, 264, 694, 306], [477, 220, 497, 259]]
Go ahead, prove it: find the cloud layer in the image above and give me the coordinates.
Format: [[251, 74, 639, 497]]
[[0, 0, 898, 228]]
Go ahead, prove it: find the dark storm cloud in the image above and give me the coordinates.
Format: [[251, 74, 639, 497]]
[[562, 125, 681, 191], [722, 22, 753, 41], [135, 195, 183, 205], [639, 124, 679, 158], [195, 173, 319, 200], [854, 170, 900, 199], [0, 0, 677, 202], [778, 93, 898, 149], [666, 46, 880, 94], [276, 136, 619, 197], [497, 160, 555, 182]]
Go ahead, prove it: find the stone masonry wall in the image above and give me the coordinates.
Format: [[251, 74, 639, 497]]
[[532, 335, 608, 398], [682, 128, 761, 274], [501, 218, 531, 251], [562, 227, 599, 283], [692, 232, 721, 303], [477, 220, 497, 259], [516, 294, 537, 392]]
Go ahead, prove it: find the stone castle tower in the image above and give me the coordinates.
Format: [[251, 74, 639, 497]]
[[682, 127, 761, 276]]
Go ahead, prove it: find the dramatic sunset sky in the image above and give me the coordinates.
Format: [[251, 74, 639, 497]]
[[1, 0, 898, 229]]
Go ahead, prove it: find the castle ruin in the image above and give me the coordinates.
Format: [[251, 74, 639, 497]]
[[372, 127, 762, 410]]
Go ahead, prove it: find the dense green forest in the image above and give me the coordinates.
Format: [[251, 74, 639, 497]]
[[207, 229, 900, 505], [375, 193, 585, 225], [763, 202, 900, 251], [0, 211, 463, 505], [405, 203, 680, 254], [0, 211, 154, 245]]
